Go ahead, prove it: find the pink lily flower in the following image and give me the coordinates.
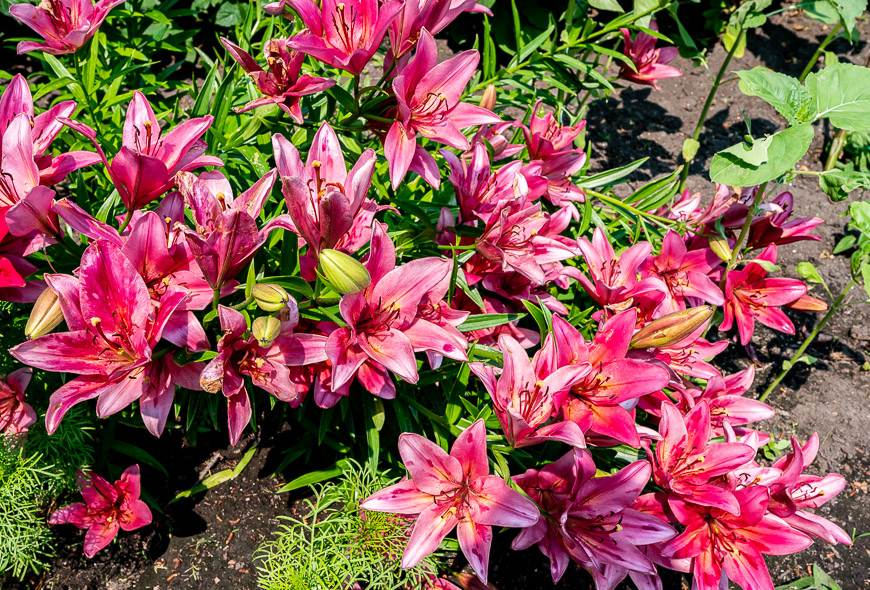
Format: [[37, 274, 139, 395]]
[[521, 101, 587, 205], [285, 0, 402, 74], [442, 142, 528, 224], [62, 91, 221, 211], [559, 460, 676, 580], [385, 29, 501, 188], [470, 334, 588, 448], [49, 465, 152, 558], [388, 0, 489, 57], [664, 487, 813, 590], [1, 75, 100, 198], [9, 0, 125, 55], [176, 169, 277, 291], [361, 420, 540, 584], [647, 401, 755, 514], [200, 306, 328, 445], [765, 434, 852, 545], [748, 191, 823, 248], [642, 334, 729, 381], [640, 230, 724, 314], [684, 367, 774, 433], [719, 245, 807, 345], [220, 37, 334, 123], [326, 224, 468, 399], [512, 449, 592, 583], [0, 368, 36, 435], [51, 195, 219, 354], [10, 240, 186, 433], [269, 124, 378, 278], [577, 228, 666, 311], [539, 311, 670, 446], [470, 200, 580, 288], [619, 23, 681, 89], [0, 209, 29, 289]]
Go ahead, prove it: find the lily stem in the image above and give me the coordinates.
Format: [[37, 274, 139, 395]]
[[724, 182, 768, 273], [798, 23, 842, 82], [759, 280, 855, 402], [118, 209, 134, 233], [678, 28, 743, 191]]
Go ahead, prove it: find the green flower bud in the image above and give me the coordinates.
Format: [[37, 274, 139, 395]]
[[252, 283, 291, 312], [252, 316, 282, 347], [318, 249, 371, 295], [25, 287, 64, 339]]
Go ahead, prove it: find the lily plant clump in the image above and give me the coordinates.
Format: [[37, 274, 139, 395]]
[[0, 0, 865, 587]]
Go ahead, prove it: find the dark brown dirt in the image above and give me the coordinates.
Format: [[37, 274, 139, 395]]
[[11, 9, 869, 590]]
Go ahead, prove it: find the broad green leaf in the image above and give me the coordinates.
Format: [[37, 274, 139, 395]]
[[710, 124, 814, 186], [737, 67, 814, 124], [719, 135, 774, 167], [819, 166, 870, 201], [805, 62, 870, 131], [589, 0, 624, 12], [806, 0, 867, 35], [849, 201, 870, 234]]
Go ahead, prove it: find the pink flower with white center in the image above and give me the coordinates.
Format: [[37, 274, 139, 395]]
[[385, 29, 500, 188], [470, 334, 588, 449], [49, 465, 152, 558], [0, 368, 36, 435], [641, 230, 724, 314], [10, 0, 125, 55], [664, 487, 813, 590], [619, 22, 681, 89], [719, 245, 808, 345], [361, 420, 540, 584], [285, 0, 402, 74], [220, 37, 334, 122]]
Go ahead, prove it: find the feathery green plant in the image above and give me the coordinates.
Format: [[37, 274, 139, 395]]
[[0, 437, 60, 580], [255, 461, 444, 590]]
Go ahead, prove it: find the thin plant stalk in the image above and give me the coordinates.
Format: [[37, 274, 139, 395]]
[[724, 181, 768, 273], [759, 280, 855, 402], [798, 23, 842, 82], [678, 31, 743, 191]]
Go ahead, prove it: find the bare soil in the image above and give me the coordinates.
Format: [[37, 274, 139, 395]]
[[13, 10, 869, 590]]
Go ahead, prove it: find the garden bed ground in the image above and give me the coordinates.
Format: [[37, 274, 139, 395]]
[[24, 12, 870, 590]]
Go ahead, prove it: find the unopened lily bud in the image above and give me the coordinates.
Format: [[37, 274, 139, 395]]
[[252, 316, 282, 347], [25, 287, 63, 339], [787, 294, 828, 312], [630, 306, 714, 349], [252, 283, 291, 312], [318, 249, 370, 295], [480, 84, 497, 111], [707, 234, 732, 263]]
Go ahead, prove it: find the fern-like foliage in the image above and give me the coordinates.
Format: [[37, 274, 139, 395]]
[[0, 437, 60, 580], [255, 461, 445, 590]]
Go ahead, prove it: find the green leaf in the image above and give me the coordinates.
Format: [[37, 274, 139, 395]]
[[458, 313, 524, 332], [577, 158, 648, 189], [833, 234, 857, 254], [589, 0, 624, 12], [720, 135, 774, 167], [170, 445, 257, 503], [796, 261, 825, 284], [710, 124, 814, 187], [736, 67, 814, 124], [806, 0, 867, 36], [805, 61, 870, 131], [819, 166, 870, 201], [112, 440, 169, 478], [277, 460, 350, 493]]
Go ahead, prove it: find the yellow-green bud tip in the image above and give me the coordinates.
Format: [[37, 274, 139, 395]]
[[318, 249, 371, 295]]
